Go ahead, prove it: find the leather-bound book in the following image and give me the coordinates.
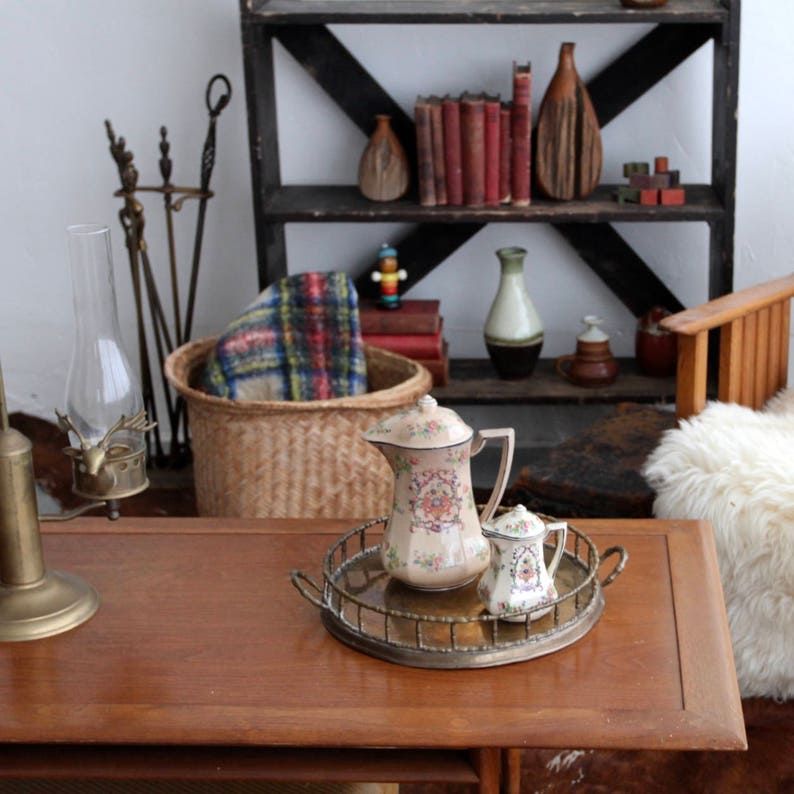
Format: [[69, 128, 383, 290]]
[[442, 95, 463, 206], [499, 101, 512, 204], [417, 341, 450, 386], [363, 320, 445, 360], [415, 95, 436, 207], [484, 94, 501, 206], [460, 92, 486, 207], [428, 96, 447, 205], [359, 299, 441, 335], [511, 62, 532, 206]]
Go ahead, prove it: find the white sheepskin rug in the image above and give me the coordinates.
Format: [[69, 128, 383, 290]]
[[643, 390, 794, 701]]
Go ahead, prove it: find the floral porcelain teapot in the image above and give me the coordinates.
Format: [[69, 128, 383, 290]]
[[363, 395, 514, 590], [477, 505, 568, 621]]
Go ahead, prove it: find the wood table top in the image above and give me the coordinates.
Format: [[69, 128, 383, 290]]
[[0, 517, 746, 753]]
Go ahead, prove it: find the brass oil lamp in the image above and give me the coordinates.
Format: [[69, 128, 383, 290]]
[[0, 224, 153, 641]]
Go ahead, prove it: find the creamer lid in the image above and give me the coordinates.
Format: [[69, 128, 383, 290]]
[[362, 394, 473, 449], [482, 504, 550, 540]]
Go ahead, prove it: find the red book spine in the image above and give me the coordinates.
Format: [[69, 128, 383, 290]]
[[415, 95, 436, 207], [416, 341, 450, 386], [484, 94, 501, 206], [511, 63, 532, 206], [460, 93, 485, 207], [429, 96, 447, 205], [499, 102, 512, 204], [363, 322, 445, 360], [442, 95, 463, 206], [358, 299, 441, 335]]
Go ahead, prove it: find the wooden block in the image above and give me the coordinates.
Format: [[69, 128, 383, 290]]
[[623, 161, 650, 177], [633, 173, 672, 189], [616, 185, 641, 204], [651, 173, 672, 189], [660, 187, 686, 205], [628, 173, 649, 189], [629, 173, 652, 189], [654, 156, 669, 173], [640, 189, 659, 205]]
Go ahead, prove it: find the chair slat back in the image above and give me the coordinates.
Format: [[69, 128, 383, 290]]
[[661, 275, 794, 421]]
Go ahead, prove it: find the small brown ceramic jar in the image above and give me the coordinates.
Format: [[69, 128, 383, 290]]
[[555, 316, 620, 388]]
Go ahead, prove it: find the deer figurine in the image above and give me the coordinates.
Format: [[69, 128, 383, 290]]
[[56, 409, 155, 500]]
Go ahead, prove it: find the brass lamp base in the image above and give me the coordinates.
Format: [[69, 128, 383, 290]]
[[0, 569, 99, 642]]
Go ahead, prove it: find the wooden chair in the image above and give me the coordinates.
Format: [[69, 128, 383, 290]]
[[508, 274, 794, 518], [662, 272, 794, 420], [644, 273, 794, 704]]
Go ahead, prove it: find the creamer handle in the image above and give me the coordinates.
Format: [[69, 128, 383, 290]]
[[472, 428, 515, 524], [545, 522, 568, 578]]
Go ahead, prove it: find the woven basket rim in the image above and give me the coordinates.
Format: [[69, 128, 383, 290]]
[[164, 336, 433, 414]]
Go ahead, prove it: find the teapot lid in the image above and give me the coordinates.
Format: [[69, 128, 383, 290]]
[[362, 394, 473, 449], [481, 504, 547, 540]]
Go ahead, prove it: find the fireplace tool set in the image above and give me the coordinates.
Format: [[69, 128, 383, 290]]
[[105, 73, 231, 467]]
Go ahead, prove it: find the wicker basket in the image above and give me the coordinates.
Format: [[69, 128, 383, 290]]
[[164, 337, 432, 518]]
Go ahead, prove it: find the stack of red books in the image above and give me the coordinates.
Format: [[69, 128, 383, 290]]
[[414, 61, 532, 209], [359, 299, 449, 387]]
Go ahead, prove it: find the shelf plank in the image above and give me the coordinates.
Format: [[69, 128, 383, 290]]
[[430, 358, 677, 405], [245, 0, 728, 25], [264, 184, 723, 223]]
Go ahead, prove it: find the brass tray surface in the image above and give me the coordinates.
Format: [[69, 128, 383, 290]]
[[293, 516, 627, 669]]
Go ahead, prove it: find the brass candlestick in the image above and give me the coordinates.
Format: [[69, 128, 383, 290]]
[[0, 360, 154, 640], [0, 361, 100, 641]]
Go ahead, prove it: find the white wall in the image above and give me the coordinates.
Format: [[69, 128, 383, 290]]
[[1, 1, 791, 420]]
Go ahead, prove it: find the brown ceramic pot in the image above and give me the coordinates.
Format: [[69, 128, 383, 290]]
[[555, 316, 619, 388]]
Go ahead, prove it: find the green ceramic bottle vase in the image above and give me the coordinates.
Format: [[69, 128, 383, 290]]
[[483, 246, 544, 379]]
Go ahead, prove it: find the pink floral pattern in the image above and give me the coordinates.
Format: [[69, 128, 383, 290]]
[[408, 469, 463, 533]]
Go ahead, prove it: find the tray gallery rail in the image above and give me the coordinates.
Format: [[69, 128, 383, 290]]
[[292, 516, 627, 668]]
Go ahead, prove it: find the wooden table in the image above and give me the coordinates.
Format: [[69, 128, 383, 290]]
[[0, 517, 746, 793]]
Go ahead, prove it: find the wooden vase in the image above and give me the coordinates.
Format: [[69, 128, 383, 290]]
[[535, 42, 602, 200], [358, 114, 410, 202]]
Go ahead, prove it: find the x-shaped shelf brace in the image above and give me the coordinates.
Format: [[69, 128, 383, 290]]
[[272, 22, 728, 316]]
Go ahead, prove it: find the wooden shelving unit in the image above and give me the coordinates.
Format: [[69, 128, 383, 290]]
[[238, 0, 740, 404]]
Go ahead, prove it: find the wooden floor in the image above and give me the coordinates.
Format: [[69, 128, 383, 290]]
[[14, 413, 793, 794]]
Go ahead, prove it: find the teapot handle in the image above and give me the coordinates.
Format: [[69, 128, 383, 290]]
[[471, 428, 515, 525]]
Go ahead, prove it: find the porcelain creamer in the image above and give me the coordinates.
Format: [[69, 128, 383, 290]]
[[363, 395, 514, 590], [478, 505, 568, 621]]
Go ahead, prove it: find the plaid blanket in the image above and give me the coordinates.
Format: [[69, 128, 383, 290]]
[[202, 272, 367, 401]]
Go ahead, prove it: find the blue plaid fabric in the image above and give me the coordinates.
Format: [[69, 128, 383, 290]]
[[202, 272, 367, 401]]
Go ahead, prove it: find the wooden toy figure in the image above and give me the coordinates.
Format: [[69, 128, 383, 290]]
[[371, 243, 407, 309]]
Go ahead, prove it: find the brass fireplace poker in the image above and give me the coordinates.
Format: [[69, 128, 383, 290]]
[[0, 360, 152, 641]]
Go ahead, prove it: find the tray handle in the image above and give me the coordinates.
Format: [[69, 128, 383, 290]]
[[291, 569, 325, 609], [599, 546, 628, 587]]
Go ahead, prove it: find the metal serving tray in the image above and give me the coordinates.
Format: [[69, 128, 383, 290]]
[[292, 516, 627, 669]]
